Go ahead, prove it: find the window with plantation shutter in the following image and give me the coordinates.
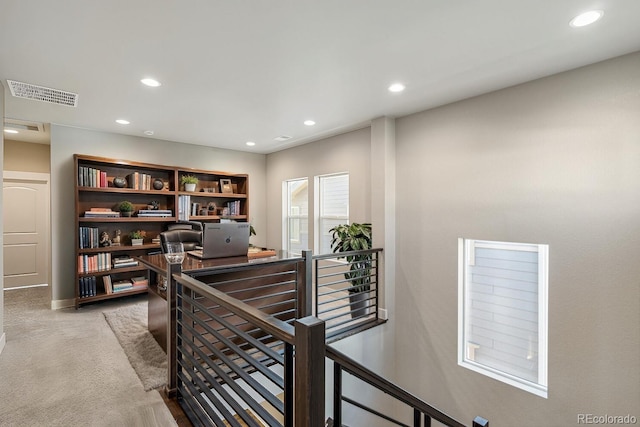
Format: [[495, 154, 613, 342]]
[[458, 239, 548, 398], [284, 178, 308, 255], [317, 173, 349, 254]]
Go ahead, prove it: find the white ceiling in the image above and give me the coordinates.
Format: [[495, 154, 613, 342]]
[[1, 1, 639, 154]]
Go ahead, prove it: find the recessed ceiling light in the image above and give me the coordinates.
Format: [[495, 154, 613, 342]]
[[388, 83, 405, 93], [304, 120, 316, 126], [570, 10, 603, 27], [116, 119, 130, 125], [246, 141, 256, 146], [141, 78, 161, 87], [144, 130, 154, 136], [4, 129, 19, 134]]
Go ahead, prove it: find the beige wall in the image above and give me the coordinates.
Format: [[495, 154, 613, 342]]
[[3, 140, 50, 173], [50, 126, 267, 306], [265, 127, 372, 251], [0, 82, 5, 352], [393, 53, 640, 425]]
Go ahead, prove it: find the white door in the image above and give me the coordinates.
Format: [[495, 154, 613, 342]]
[[3, 172, 50, 288]]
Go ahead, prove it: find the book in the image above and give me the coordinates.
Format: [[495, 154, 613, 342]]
[[103, 275, 113, 295]]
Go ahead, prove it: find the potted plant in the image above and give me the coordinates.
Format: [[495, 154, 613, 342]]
[[181, 174, 198, 192], [117, 201, 134, 217], [329, 222, 373, 318], [129, 230, 146, 246]]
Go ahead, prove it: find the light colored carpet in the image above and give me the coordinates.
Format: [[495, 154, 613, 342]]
[[0, 286, 176, 426], [103, 302, 167, 391]]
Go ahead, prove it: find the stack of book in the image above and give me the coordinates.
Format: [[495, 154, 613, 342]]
[[78, 166, 108, 188], [78, 276, 97, 298], [103, 275, 148, 295], [112, 279, 134, 293], [112, 256, 139, 269], [78, 253, 111, 274], [130, 276, 149, 289], [79, 226, 100, 249], [178, 195, 191, 220], [84, 208, 120, 218], [137, 209, 172, 217], [225, 200, 241, 216]]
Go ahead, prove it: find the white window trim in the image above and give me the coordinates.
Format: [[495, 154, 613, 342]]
[[458, 238, 549, 399], [315, 172, 349, 254], [282, 178, 308, 254]]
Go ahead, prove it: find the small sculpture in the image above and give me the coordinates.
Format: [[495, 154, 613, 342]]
[[112, 229, 122, 246], [99, 231, 111, 247]]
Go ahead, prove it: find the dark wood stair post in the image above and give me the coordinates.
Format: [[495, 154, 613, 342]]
[[294, 316, 326, 427]]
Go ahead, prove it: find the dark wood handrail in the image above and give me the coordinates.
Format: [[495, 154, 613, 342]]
[[174, 273, 295, 343], [326, 346, 466, 427], [312, 247, 383, 261]]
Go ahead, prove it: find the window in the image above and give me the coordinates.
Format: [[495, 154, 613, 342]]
[[284, 179, 308, 255], [317, 173, 349, 254], [458, 239, 548, 398]]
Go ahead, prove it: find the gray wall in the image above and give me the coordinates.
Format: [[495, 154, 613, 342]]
[[0, 82, 5, 350], [50, 126, 267, 306], [265, 127, 372, 251], [394, 53, 640, 425]]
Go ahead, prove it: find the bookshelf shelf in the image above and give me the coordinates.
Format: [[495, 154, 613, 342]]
[[74, 154, 249, 307]]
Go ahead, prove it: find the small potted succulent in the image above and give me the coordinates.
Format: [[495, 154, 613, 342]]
[[129, 230, 146, 246], [117, 201, 134, 217], [180, 175, 198, 192]]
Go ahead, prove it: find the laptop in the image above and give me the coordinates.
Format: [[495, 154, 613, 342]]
[[188, 222, 251, 259]]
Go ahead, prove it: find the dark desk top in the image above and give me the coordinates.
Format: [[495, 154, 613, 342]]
[[137, 250, 303, 275]]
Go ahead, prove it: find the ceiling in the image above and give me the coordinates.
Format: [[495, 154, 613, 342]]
[[1, 1, 639, 154]]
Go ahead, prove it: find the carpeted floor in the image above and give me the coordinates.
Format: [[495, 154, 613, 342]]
[[0, 286, 177, 426], [103, 302, 167, 391]]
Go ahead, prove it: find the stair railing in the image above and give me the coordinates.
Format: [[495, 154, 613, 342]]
[[312, 248, 385, 341]]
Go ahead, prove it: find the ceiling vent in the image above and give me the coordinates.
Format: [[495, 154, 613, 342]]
[[273, 135, 292, 142], [4, 118, 45, 133], [7, 79, 78, 107]]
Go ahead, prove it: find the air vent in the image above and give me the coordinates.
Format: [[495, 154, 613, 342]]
[[274, 135, 292, 142], [4, 118, 44, 132], [7, 80, 78, 107]]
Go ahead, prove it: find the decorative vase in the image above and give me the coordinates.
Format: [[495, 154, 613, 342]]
[[185, 183, 196, 192], [152, 178, 164, 190], [113, 177, 127, 188], [121, 211, 133, 217], [131, 238, 143, 246]]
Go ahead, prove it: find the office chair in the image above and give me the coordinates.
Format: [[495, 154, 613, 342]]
[[159, 228, 202, 253], [166, 220, 203, 232]]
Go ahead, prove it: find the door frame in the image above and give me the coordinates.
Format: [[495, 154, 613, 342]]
[[2, 170, 51, 294]]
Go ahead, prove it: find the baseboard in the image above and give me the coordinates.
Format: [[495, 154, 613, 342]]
[[51, 298, 76, 310], [0, 332, 6, 356]]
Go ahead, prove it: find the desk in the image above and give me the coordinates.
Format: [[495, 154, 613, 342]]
[[137, 251, 308, 352]]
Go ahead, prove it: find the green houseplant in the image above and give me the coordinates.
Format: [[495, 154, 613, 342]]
[[329, 222, 373, 291], [117, 201, 134, 217], [180, 174, 198, 192], [329, 222, 373, 318], [129, 230, 146, 245]]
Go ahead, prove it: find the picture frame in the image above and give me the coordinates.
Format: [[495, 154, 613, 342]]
[[220, 178, 233, 193]]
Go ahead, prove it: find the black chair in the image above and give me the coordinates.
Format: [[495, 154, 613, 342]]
[[166, 220, 203, 232], [159, 228, 202, 253]]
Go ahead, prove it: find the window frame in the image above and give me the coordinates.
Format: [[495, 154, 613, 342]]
[[458, 238, 549, 398], [316, 172, 349, 254], [283, 178, 309, 255]]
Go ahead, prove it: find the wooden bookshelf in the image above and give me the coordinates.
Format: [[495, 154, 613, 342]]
[[74, 154, 249, 307]]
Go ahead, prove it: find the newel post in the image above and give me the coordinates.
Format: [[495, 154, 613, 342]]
[[294, 316, 325, 427], [473, 416, 489, 427], [165, 261, 182, 397]]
